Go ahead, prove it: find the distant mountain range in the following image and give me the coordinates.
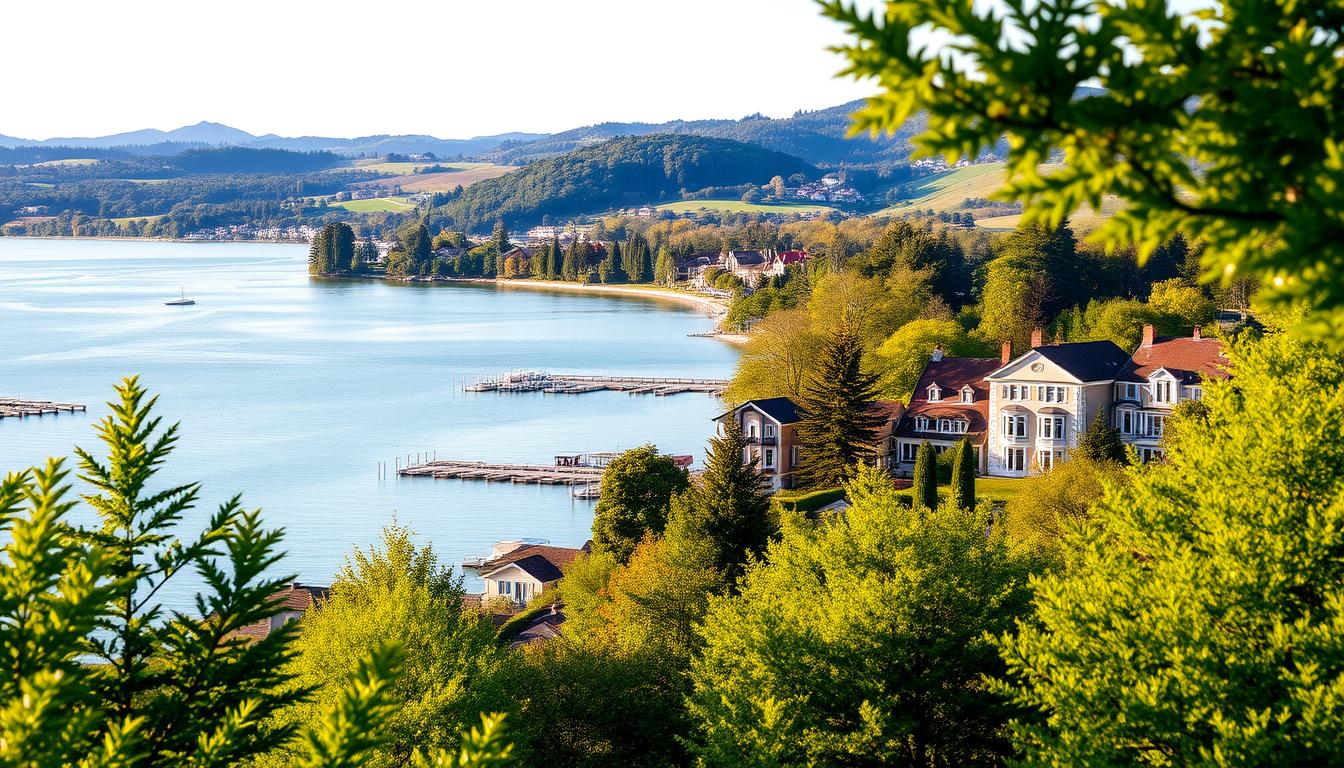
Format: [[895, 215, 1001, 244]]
[[0, 102, 921, 167], [0, 121, 546, 160]]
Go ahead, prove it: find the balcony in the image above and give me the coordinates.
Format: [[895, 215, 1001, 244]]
[[745, 435, 777, 446]]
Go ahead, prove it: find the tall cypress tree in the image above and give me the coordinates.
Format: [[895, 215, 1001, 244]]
[[546, 236, 561, 279], [671, 418, 775, 583], [796, 324, 886, 488], [602, 241, 626, 283], [949, 437, 976, 511], [912, 441, 938, 511]]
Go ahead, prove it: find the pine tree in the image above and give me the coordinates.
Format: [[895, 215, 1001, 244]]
[[545, 237, 561, 280], [654, 246, 676, 286], [491, 219, 510, 252], [601, 241, 626, 284], [949, 437, 976, 511], [912, 441, 938, 511], [796, 324, 886, 488], [672, 419, 775, 582], [1077, 408, 1128, 464], [561, 241, 580, 281]]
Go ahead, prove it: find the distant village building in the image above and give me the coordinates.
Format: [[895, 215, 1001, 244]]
[[888, 347, 1000, 475], [474, 542, 589, 608], [231, 583, 329, 642]]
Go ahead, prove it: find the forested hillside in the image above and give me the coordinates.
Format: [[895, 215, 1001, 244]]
[[479, 101, 926, 167], [434, 135, 815, 231]]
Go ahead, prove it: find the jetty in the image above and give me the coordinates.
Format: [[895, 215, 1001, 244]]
[[464, 372, 727, 397], [0, 398, 86, 420], [399, 459, 605, 485]]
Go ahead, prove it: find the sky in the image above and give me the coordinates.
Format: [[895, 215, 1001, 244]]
[[4, 0, 882, 140]]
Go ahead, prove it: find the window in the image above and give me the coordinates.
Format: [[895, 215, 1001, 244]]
[[791, 446, 800, 466], [1038, 385, 1066, 403], [1002, 413, 1027, 439], [764, 424, 776, 439], [953, 419, 969, 434], [1138, 446, 1165, 462], [1038, 415, 1065, 440], [937, 418, 952, 433], [915, 416, 930, 431], [497, 580, 510, 595], [1122, 383, 1140, 401], [1148, 414, 1165, 437], [927, 385, 942, 402], [1036, 449, 1063, 471], [900, 442, 919, 462], [1118, 409, 1134, 435], [1005, 447, 1026, 472], [763, 448, 775, 469], [961, 386, 974, 404], [1190, 386, 1203, 401], [1153, 379, 1173, 403]]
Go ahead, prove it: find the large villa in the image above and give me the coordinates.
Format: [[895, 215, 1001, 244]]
[[721, 324, 1228, 482]]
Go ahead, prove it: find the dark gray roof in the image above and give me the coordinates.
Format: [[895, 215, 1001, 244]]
[[741, 397, 800, 424], [1029, 341, 1130, 381], [508, 554, 565, 583], [730, 250, 766, 266]]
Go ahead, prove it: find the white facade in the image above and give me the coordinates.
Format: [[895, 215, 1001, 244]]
[[481, 562, 544, 608], [984, 351, 1109, 477]]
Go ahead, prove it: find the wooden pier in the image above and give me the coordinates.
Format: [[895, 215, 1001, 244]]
[[0, 398, 86, 420], [399, 459, 604, 486], [464, 372, 727, 397]]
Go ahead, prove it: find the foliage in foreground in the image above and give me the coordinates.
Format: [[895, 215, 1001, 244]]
[[688, 465, 1042, 767], [0, 377, 513, 768], [822, 0, 1344, 343], [999, 329, 1344, 764]]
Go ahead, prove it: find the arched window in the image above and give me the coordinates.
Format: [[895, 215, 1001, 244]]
[[927, 385, 942, 402]]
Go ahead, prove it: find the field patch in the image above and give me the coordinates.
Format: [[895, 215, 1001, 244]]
[[366, 164, 515, 193], [20, 158, 99, 168], [353, 159, 504, 176], [876, 163, 1011, 215], [656, 199, 836, 215], [327, 195, 417, 213]]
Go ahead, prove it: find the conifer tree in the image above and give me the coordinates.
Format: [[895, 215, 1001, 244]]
[[561, 241, 580, 281], [491, 220, 510, 252], [796, 324, 885, 488], [673, 419, 774, 582], [912, 441, 938, 511], [949, 437, 976, 511], [654, 246, 676, 286], [1077, 408, 1127, 464], [600, 241, 626, 284]]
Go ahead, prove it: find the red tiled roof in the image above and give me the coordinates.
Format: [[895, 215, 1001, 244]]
[[895, 357, 999, 443], [777, 250, 807, 264], [1123, 336, 1230, 383]]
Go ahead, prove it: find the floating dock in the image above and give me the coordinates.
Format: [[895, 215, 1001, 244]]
[[0, 398, 86, 420], [399, 459, 604, 486], [464, 372, 727, 397]]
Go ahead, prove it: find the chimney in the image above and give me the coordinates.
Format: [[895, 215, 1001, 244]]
[[1030, 327, 1043, 349], [931, 345, 945, 362], [1192, 326, 1202, 340], [1141, 324, 1155, 348], [1000, 340, 1012, 365]]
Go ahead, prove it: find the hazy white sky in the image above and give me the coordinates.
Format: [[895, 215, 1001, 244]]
[[4, 0, 881, 140]]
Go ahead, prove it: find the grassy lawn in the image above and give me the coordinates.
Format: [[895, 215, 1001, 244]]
[[875, 162, 1010, 215], [657, 199, 837, 215], [975, 196, 1125, 235], [326, 195, 417, 213]]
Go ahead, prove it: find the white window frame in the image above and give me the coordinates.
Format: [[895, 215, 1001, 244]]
[[1153, 379, 1173, 404], [915, 416, 930, 431], [1118, 409, 1134, 435], [1002, 413, 1027, 440], [763, 448, 775, 469], [961, 386, 974, 404], [927, 385, 942, 402], [900, 442, 918, 462], [1005, 446, 1026, 472], [1038, 415, 1065, 440]]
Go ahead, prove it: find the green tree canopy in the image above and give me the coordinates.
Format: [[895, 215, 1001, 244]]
[[688, 466, 1040, 767], [590, 446, 689, 563], [874, 318, 985, 403], [821, 0, 1344, 343], [999, 327, 1344, 765]]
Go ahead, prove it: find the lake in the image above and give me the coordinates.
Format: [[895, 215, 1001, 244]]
[[0, 238, 739, 610]]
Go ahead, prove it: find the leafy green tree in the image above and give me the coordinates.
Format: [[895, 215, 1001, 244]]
[[1148, 277, 1217, 331], [688, 465, 1040, 767], [545, 237, 561, 280], [1000, 456, 1126, 555], [590, 446, 689, 563], [999, 327, 1344, 765], [874, 318, 986, 402], [673, 419, 775, 582], [399, 223, 432, 273], [308, 223, 356, 275], [1076, 409, 1127, 464], [912, 441, 938, 511], [821, 0, 1344, 343], [949, 438, 976, 512], [266, 524, 511, 768], [796, 324, 886, 488]]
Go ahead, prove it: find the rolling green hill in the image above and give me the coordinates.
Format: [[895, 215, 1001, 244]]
[[434, 135, 816, 232]]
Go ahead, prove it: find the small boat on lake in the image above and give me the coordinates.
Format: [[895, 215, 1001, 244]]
[[165, 289, 195, 306]]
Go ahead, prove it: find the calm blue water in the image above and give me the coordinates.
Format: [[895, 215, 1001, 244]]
[[0, 239, 738, 609]]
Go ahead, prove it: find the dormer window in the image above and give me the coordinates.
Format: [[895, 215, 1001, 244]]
[[1152, 380, 1173, 403], [927, 385, 942, 402], [914, 416, 930, 431], [960, 386, 974, 404]]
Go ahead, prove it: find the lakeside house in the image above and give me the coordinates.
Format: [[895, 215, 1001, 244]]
[[716, 397, 904, 490], [473, 542, 590, 608], [889, 325, 1228, 477]]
